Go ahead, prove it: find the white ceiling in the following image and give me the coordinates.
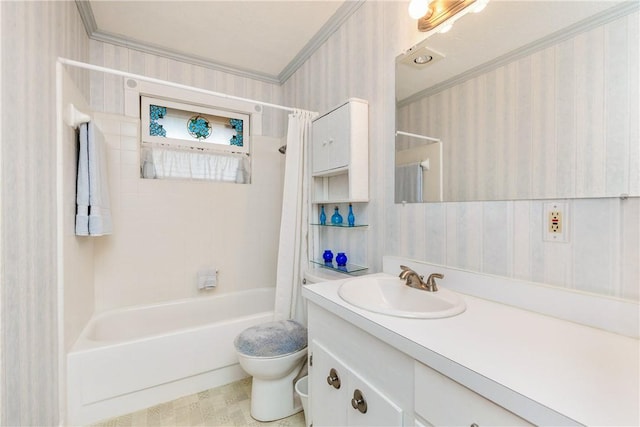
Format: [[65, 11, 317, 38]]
[[81, 0, 362, 84]]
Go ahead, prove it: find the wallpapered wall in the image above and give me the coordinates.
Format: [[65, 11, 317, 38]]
[[283, 1, 639, 301], [1, 1, 89, 425]]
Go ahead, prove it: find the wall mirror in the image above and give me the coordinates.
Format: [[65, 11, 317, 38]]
[[395, 1, 639, 203]]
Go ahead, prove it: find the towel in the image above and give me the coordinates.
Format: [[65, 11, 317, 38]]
[[75, 122, 113, 236], [395, 163, 423, 203]]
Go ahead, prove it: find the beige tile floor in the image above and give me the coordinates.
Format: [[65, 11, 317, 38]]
[[91, 378, 306, 427]]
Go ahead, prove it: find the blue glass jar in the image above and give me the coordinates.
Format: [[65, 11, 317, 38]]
[[319, 205, 326, 225], [336, 252, 348, 267], [347, 204, 355, 227], [322, 250, 333, 263], [331, 206, 343, 224]]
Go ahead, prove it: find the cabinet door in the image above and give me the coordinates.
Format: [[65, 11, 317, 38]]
[[311, 340, 403, 427], [312, 114, 330, 174], [347, 368, 403, 427], [311, 341, 348, 426], [415, 362, 533, 426], [325, 103, 350, 171]]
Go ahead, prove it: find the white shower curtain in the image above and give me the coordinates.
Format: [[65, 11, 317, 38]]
[[274, 110, 315, 324]]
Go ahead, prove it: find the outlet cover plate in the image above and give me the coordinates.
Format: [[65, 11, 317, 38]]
[[543, 202, 569, 243]]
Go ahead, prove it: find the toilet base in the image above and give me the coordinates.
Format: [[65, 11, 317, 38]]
[[249, 367, 302, 421]]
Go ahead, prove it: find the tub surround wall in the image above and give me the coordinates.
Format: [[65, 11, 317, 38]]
[[91, 113, 284, 311], [283, 2, 639, 303], [59, 70, 95, 353], [0, 1, 89, 425]]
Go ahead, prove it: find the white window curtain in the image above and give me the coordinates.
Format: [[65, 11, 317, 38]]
[[274, 110, 316, 324], [141, 146, 250, 183]]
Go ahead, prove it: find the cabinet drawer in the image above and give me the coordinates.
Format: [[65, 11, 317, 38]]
[[414, 362, 532, 426]]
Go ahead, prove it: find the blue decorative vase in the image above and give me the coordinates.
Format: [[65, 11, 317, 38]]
[[331, 206, 343, 225], [322, 250, 334, 263], [348, 204, 355, 227], [319, 205, 326, 225], [336, 252, 348, 267]]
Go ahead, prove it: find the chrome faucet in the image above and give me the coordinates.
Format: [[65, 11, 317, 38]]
[[399, 265, 444, 292]]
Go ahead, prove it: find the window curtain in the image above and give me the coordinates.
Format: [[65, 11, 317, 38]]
[[274, 110, 316, 324], [141, 146, 250, 183]]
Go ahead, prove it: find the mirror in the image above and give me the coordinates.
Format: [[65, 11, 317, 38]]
[[395, 1, 639, 203]]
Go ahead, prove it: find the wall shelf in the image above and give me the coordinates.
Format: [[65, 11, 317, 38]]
[[310, 260, 368, 274], [310, 223, 368, 228]]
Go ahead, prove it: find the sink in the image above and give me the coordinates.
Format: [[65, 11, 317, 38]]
[[338, 276, 466, 319]]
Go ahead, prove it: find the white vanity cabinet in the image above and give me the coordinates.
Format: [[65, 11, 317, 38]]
[[306, 296, 537, 427], [414, 362, 533, 427], [310, 341, 403, 427], [307, 302, 413, 427]]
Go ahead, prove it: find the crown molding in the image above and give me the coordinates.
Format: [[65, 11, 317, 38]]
[[278, 0, 366, 83], [398, 1, 640, 107], [74, 0, 365, 86]]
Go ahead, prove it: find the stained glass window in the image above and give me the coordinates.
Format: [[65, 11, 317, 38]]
[[141, 96, 249, 154]]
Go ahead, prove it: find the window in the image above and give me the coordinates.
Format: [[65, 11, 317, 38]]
[[141, 96, 249, 154], [139, 96, 251, 183]]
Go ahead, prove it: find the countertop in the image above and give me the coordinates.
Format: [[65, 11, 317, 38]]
[[302, 273, 640, 426]]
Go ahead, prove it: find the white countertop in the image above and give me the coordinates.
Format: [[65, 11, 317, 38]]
[[302, 273, 640, 426]]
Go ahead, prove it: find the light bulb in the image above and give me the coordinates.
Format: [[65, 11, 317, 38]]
[[408, 0, 429, 19]]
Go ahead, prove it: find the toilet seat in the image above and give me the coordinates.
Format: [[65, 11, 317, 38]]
[[234, 319, 307, 357]]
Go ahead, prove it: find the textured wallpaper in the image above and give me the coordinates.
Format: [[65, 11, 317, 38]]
[[1, 1, 89, 425]]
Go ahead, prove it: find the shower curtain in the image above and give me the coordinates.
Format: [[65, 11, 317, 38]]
[[274, 110, 315, 324]]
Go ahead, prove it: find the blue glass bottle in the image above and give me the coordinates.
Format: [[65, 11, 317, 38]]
[[319, 205, 326, 225], [322, 250, 333, 264], [331, 206, 343, 225], [348, 204, 355, 227], [336, 252, 348, 267]]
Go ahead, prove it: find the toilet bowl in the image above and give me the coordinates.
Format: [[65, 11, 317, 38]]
[[234, 268, 346, 422], [234, 320, 308, 421]]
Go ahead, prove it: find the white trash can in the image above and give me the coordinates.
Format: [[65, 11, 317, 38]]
[[294, 375, 310, 427]]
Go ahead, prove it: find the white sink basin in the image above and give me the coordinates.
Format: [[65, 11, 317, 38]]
[[338, 276, 466, 319]]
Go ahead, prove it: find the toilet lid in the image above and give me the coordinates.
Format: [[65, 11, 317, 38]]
[[234, 320, 307, 357]]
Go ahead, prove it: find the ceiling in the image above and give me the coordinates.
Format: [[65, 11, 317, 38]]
[[78, 1, 364, 84]]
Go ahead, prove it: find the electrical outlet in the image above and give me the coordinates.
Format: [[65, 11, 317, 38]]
[[544, 202, 568, 242]]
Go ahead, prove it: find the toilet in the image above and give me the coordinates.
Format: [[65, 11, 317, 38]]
[[234, 267, 347, 422]]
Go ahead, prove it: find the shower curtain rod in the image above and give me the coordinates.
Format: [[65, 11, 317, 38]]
[[57, 57, 318, 115], [395, 130, 441, 143]]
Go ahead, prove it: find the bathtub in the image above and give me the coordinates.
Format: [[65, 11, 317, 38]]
[[67, 287, 275, 426]]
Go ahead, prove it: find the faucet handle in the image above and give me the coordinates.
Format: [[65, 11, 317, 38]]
[[399, 265, 411, 271]]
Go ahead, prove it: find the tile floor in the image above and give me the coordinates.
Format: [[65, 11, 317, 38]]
[[91, 378, 306, 427]]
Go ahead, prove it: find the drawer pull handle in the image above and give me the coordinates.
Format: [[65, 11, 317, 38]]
[[326, 368, 341, 389], [351, 389, 367, 414]]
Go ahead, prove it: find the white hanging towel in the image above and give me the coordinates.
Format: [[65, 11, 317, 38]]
[[75, 122, 113, 236]]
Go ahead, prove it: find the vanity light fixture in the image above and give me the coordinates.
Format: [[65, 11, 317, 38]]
[[408, 0, 431, 20], [413, 54, 433, 65], [410, 0, 482, 33]]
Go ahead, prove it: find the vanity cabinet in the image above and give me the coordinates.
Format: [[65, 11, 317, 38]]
[[310, 340, 403, 426], [414, 362, 533, 427], [306, 299, 536, 427]]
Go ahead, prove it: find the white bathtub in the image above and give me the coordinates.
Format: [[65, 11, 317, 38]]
[[67, 287, 275, 426]]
